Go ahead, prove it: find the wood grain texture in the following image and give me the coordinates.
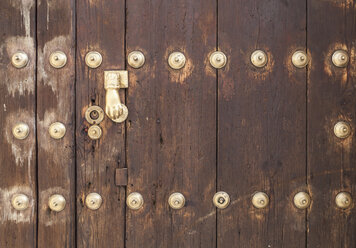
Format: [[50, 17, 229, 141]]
[[36, 0, 76, 247], [218, 0, 307, 247], [76, 0, 126, 247], [126, 0, 217, 247], [307, 1, 356, 247], [0, 0, 37, 247]]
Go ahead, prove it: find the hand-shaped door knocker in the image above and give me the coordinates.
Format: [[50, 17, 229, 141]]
[[104, 71, 128, 123]]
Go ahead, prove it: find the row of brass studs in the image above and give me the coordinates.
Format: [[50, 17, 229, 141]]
[[12, 122, 66, 140]]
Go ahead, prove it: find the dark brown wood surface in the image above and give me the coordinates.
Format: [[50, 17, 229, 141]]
[[76, 0, 126, 247], [126, 0, 217, 247], [307, 1, 356, 247], [0, 0, 37, 247], [218, 0, 307, 247]]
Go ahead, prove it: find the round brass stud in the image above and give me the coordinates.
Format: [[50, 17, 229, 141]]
[[252, 192, 269, 209], [168, 192, 185, 210], [48, 194, 66, 212], [85, 193, 103, 210], [292, 51, 309, 68], [213, 191, 230, 209], [85, 105, 105, 125], [332, 50, 349, 68], [48, 122, 66, 139], [49, 51, 67, 69], [168, 51, 186, 70], [85, 51, 102, 69], [88, 125, 102, 140], [11, 52, 29, 68], [251, 50, 268, 68], [128, 51, 145, 69], [127, 192, 144, 210], [334, 121, 351, 139], [209, 51, 227, 69], [335, 192, 352, 209], [293, 192, 311, 209], [12, 123, 30, 140], [11, 194, 30, 211]]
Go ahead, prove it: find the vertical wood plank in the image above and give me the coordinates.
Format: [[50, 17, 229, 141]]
[[307, 1, 356, 247], [126, 0, 217, 247], [36, 0, 76, 247], [0, 0, 37, 247], [76, 0, 126, 247], [218, 0, 307, 247]]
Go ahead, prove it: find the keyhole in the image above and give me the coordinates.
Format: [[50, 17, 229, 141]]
[[90, 110, 99, 120]]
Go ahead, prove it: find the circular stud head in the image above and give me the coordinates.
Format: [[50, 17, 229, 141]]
[[85, 105, 105, 125], [88, 125, 102, 140], [292, 51, 309, 68], [168, 192, 185, 210], [48, 194, 66, 212], [48, 122, 66, 139], [85, 193, 103, 210], [168, 52, 186, 70], [209, 51, 227, 69], [12, 123, 30, 140], [49, 51, 67, 69], [11, 194, 30, 211], [127, 192, 144, 210], [252, 192, 269, 209], [293, 192, 311, 209], [251, 50, 268, 68], [335, 192, 352, 209], [213, 191, 230, 209], [334, 121, 351, 139], [11, 52, 29, 68], [85, 51, 102, 69], [128, 51, 145, 69], [332, 50, 349, 68]]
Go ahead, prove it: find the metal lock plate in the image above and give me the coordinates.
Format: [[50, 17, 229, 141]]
[[11, 194, 30, 211], [293, 192, 311, 209], [128, 51, 145, 69], [334, 121, 351, 139], [213, 191, 230, 209], [48, 194, 66, 212], [85, 105, 105, 124], [12, 123, 30, 140], [168, 192, 185, 210], [209, 51, 227, 69], [252, 192, 269, 209], [48, 122, 66, 139], [127, 192, 144, 210], [292, 51, 308, 68], [85, 51, 102, 69], [11, 52, 29, 68], [335, 192, 352, 209], [49, 51, 67, 69], [168, 52, 186, 69], [88, 125, 102, 140], [251, 50, 268, 68], [85, 193, 103, 210], [332, 50, 349, 67]]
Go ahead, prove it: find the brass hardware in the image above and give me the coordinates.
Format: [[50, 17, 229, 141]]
[[252, 192, 269, 209], [251, 50, 267, 68], [88, 125, 102, 140], [12, 123, 30, 140], [335, 192, 352, 209], [11, 52, 29, 68], [127, 192, 144, 210], [48, 122, 66, 139], [168, 52, 186, 69], [293, 192, 311, 209], [85, 51, 102, 69], [48, 194, 66, 212], [85, 193, 103, 210], [332, 50, 349, 67], [168, 192, 185, 210], [334, 121, 351, 139], [49, 51, 67, 69], [104, 71, 129, 123], [85, 105, 105, 125], [128, 51, 145, 69], [213, 191, 230, 209], [209, 51, 227, 69], [11, 194, 30, 211], [292, 51, 309, 68]]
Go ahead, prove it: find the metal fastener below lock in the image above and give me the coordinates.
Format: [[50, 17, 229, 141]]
[[252, 192, 269, 209], [49, 51, 67, 69], [48, 194, 66, 212], [293, 192, 311, 209], [85, 105, 105, 125], [127, 192, 144, 210], [85, 193, 103, 210], [251, 50, 267, 68], [88, 125, 102, 140], [334, 121, 351, 139], [11, 194, 30, 211], [128, 51, 145, 69], [292, 51, 308, 68], [168, 52, 186, 69], [335, 192, 352, 209], [11, 52, 29, 68], [332, 50, 349, 67], [213, 191, 230, 209], [49, 122, 66, 139], [168, 192, 185, 210], [85, 51, 102, 68], [209, 51, 227, 69], [12, 123, 30, 140]]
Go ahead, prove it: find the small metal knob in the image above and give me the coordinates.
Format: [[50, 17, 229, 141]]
[[213, 191, 230, 209], [251, 50, 268, 68], [11, 194, 30, 211], [293, 192, 311, 209], [48, 194, 66, 212], [292, 51, 309, 68], [85, 51, 102, 69], [168, 52, 186, 69], [12, 123, 30, 140], [335, 192, 352, 209], [127, 192, 144, 210], [332, 50, 349, 67], [85, 106, 105, 124], [11, 52, 29, 68], [49, 51, 67, 69], [85, 193, 103, 210], [252, 192, 269, 209], [168, 192, 185, 210], [334, 121, 351, 139], [128, 51, 145, 69], [209, 51, 227, 69], [88, 125, 102, 140], [48, 122, 66, 139]]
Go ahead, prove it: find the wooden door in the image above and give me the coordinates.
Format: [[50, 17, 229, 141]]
[[0, 0, 355, 248]]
